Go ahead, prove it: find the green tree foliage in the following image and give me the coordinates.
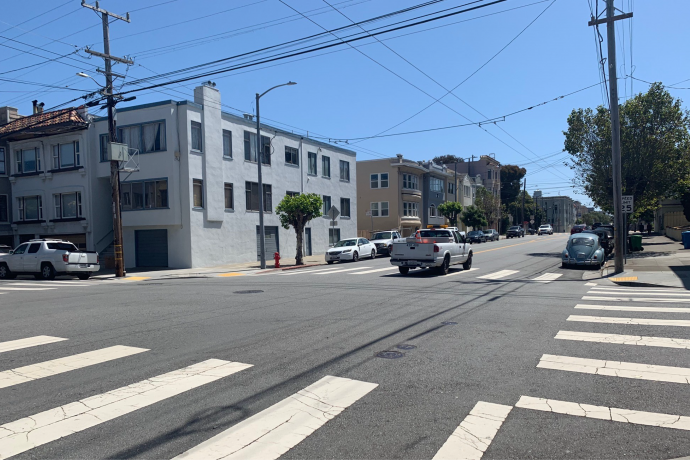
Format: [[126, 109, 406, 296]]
[[564, 83, 690, 215], [461, 205, 488, 229], [580, 211, 612, 226], [275, 193, 323, 265], [500, 164, 526, 205], [474, 186, 501, 228], [433, 154, 464, 165], [438, 201, 463, 227]]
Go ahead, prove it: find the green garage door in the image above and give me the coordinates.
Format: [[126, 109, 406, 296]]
[[135, 229, 168, 267]]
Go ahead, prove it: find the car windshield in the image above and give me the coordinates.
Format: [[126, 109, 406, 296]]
[[372, 232, 392, 240], [540, 225, 549, 229], [333, 240, 357, 247], [570, 237, 595, 247], [509, 226, 519, 230], [483, 230, 492, 234], [469, 231, 481, 236]]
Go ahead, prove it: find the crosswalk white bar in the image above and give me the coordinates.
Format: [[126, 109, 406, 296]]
[[350, 267, 399, 275], [555, 330, 690, 349], [445, 267, 479, 277], [0, 335, 67, 354], [278, 266, 356, 276], [590, 286, 690, 293], [588, 290, 690, 297], [0, 287, 57, 291], [575, 304, 690, 313], [0, 345, 148, 389], [538, 354, 690, 384], [432, 401, 512, 460], [174, 375, 377, 460], [477, 270, 518, 280], [0, 359, 252, 459], [583, 296, 690, 303], [516, 396, 690, 430], [5, 282, 91, 287], [568, 315, 690, 327], [532, 273, 562, 282], [585, 282, 598, 286], [314, 266, 372, 275]]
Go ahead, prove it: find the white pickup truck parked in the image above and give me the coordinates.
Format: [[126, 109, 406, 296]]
[[390, 228, 473, 275], [0, 239, 100, 280]]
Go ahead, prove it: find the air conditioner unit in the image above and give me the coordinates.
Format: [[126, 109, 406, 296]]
[[107, 142, 129, 162]]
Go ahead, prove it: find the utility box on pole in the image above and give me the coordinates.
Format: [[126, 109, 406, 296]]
[[107, 142, 129, 162]]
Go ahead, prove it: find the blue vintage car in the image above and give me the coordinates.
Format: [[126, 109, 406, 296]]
[[562, 233, 606, 269]]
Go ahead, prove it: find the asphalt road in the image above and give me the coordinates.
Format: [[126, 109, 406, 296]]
[[2, 233, 690, 459]]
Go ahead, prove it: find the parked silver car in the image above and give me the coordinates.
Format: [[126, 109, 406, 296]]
[[562, 234, 606, 269], [369, 231, 401, 256]]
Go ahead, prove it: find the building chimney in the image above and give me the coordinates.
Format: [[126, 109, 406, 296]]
[[32, 100, 38, 114], [396, 153, 403, 163], [37, 102, 44, 114], [243, 113, 254, 121], [0, 106, 20, 125]]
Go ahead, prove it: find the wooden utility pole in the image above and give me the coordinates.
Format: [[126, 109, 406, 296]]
[[82, 1, 133, 277]]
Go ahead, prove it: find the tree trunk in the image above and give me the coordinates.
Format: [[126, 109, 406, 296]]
[[295, 220, 304, 265]]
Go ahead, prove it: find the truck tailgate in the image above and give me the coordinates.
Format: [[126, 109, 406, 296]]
[[391, 241, 435, 260], [67, 252, 98, 264]]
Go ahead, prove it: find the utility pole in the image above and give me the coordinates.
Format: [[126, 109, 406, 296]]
[[521, 179, 526, 229], [589, 1, 632, 273], [82, 1, 133, 278]]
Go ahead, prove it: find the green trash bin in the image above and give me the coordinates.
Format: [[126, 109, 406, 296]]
[[630, 234, 643, 251]]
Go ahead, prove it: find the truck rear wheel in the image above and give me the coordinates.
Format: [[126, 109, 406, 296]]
[[77, 273, 91, 280], [40, 263, 56, 280], [463, 253, 473, 270], [437, 256, 450, 275], [398, 267, 409, 275]]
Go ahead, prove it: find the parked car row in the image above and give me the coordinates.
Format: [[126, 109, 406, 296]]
[[467, 229, 500, 243]]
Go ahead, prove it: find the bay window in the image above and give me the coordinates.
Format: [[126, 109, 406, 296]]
[[403, 202, 418, 217]]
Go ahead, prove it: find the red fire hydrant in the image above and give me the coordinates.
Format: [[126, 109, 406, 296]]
[[274, 252, 281, 268]]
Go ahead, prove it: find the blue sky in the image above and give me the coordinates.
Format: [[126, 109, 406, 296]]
[[1, 0, 688, 207]]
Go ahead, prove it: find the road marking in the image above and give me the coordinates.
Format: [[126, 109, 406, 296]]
[[432, 401, 512, 460], [575, 304, 690, 313], [610, 276, 638, 282], [5, 282, 92, 287], [568, 315, 690, 327], [0, 345, 148, 389], [588, 290, 690, 297], [474, 240, 537, 254], [532, 273, 562, 283], [0, 359, 252, 459], [350, 266, 399, 275], [446, 267, 479, 277], [0, 286, 57, 291], [278, 266, 345, 275], [119, 276, 150, 281], [585, 282, 598, 286], [590, 286, 688, 293], [538, 354, 690, 384], [583, 296, 690, 303], [516, 396, 690, 430], [478, 270, 518, 280], [0, 336, 67, 354], [218, 273, 245, 277], [174, 375, 377, 460], [555, 330, 690, 349], [313, 266, 372, 275]]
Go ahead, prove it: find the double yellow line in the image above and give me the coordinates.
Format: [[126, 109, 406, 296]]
[[474, 239, 537, 254]]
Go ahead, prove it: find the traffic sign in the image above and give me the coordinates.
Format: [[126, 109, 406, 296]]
[[530, 215, 535, 220], [530, 220, 535, 224], [622, 195, 634, 213], [328, 205, 340, 220], [365, 211, 372, 217]]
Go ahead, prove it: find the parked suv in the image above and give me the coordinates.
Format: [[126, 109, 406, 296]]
[[369, 231, 401, 256], [483, 229, 499, 241], [506, 226, 525, 238], [0, 239, 99, 280], [538, 224, 554, 235], [467, 230, 487, 244]]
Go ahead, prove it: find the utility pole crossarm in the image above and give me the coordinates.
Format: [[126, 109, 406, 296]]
[[85, 49, 133, 65], [588, 12, 632, 26], [81, 0, 130, 22]]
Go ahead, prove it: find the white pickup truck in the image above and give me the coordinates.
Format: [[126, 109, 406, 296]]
[[390, 228, 473, 275], [0, 239, 100, 280]]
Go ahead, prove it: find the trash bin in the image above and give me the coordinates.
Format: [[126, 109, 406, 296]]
[[630, 234, 643, 251], [683, 231, 690, 250]]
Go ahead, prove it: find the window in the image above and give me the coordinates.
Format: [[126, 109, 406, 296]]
[[28, 243, 41, 254], [51, 141, 80, 170], [403, 201, 418, 217], [322, 156, 330, 177], [464, 185, 471, 197], [448, 182, 455, 195], [0, 195, 8, 223], [339, 160, 350, 181], [402, 173, 418, 190], [340, 198, 350, 218], [15, 148, 41, 174], [371, 201, 389, 217], [190, 121, 202, 151], [118, 125, 141, 153], [17, 196, 42, 221], [224, 183, 234, 210], [99, 134, 108, 162], [116, 121, 166, 154], [245, 182, 272, 212], [285, 146, 299, 165], [329, 228, 341, 246], [323, 195, 331, 215], [0, 147, 5, 174], [370, 173, 389, 189], [243, 131, 271, 165], [308, 152, 317, 175], [193, 179, 203, 208], [120, 179, 168, 210], [142, 121, 165, 153], [53, 192, 82, 219], [429, 204, 437, 218], [13, 244, 28, 254], [430, 177, 444, 192], [223, 130, 232, 158], [286, 191, 300, 197]]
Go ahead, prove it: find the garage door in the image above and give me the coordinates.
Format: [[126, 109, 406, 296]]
[[256, 226, 279, 261], [135, 229, 168, 267]]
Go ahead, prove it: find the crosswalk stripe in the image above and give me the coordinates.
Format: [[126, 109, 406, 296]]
[[532, 273, 562, 282], [568, 315, 690, 327], [0, 345, 148, 389], [278, 266, 347, 276], [5, 282, 92, 287], [477, 270, 518, 280], [433, 401, 512, 460], [588, 290, 690, 297], [538, 354, 690, 384], [0, 286, 57, 291], [0, 359, 252, 459], [585, 282, 598, 286], [516, 396, 690, 430], [174, 375, 377, 460], [589, 286, 689, 293], [583, 296, 690, 303], [313, 266, 372, 275], [350, 266, 398, 275], [575, 304, 690, 313], [555, 330, 690, 349], [0, 336, 67, 354], [445, 267, 479, 277]]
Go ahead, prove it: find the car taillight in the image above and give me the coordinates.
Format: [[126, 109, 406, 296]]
[[434, 244, 440, 253], [96, 255, 99, 264], [593, 255, 597, 259], [63, 254, 69, 262]]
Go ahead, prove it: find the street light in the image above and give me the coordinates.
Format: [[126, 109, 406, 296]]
[[256, 81, 296, 269], [76, 72, 101, 87]]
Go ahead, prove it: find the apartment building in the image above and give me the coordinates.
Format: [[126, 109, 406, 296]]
[[445, 154, 501, 198], [417, 161, 453, 228], [0, 106, 23, 247], [536, 194, 576, 233]]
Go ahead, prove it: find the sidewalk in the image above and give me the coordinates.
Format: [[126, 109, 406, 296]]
[[92, 254, 326, 281]]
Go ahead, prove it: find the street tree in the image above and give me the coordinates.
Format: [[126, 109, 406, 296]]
[[500, 164, 526, 205], [433, 154, 464, 165], [564, 83, 690, 214], [461, 205, 488, 230], [438, 202, 463, 227], [474, 187, 501, 229], [275, 193, 323, 265]]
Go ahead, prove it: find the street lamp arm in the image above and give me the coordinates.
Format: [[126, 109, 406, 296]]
[[258, 81, 296, 99]]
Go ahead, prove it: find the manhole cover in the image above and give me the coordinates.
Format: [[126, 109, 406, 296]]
[[233, 290, 264, 294], [441, 321, 458, 325], [396, 344, 417, 350], [376, 351, 404, 359]]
